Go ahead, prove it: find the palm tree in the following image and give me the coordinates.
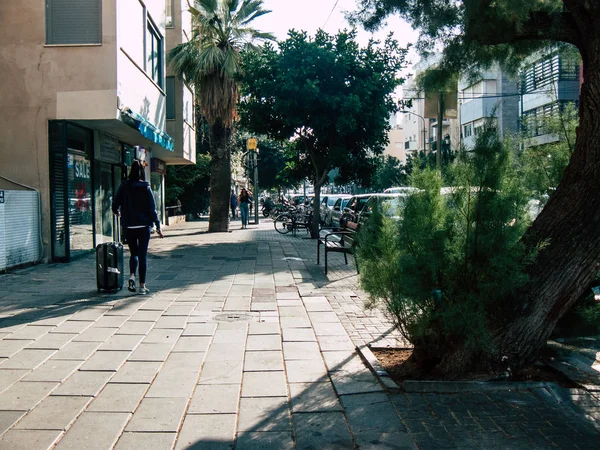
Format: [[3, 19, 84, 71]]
[[167, 0, 273, 232]]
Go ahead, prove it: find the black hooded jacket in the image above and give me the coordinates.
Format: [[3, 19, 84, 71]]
[[112, 180, 161, 229]]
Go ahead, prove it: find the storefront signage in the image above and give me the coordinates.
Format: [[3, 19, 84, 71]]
[[0, 191, 4, 204], [151, 158, 166, 175], [135, 146, 148, 165], [74, 156, 91, 179], [97, 133, 121, 164]]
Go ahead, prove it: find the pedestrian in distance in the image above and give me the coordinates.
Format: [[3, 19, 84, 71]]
[[239, 188, 250, 229], [112, 160, 164, 295], [230, 189, 238, 219]]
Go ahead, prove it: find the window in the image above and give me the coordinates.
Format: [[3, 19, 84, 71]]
[[146, 19, 163, 87], [46, 0, 101, 45], [166, 0, 175, 27], [166, 77, 176, 120], [463, 123, 473, 138]]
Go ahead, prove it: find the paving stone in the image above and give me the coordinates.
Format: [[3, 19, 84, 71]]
[[175, 414, 236, 450], [285, 359, 328, 383], [277, 300, 304, 307], [236, 431, 294, 450], [238, 397, 291, 432], [126, 397, 188, 432], [114, 432, 177, 450], [321, 351, 359, 372], [0, 381, 58, 410], [72, 327, 116, 342], [23, 359, 82, 382], [52, 371, 112, 396], [242, 371, 287, 397], [87, 383, 148, 413], [293, 412, 354, 449], [115, 321, 154, 335], [279, 316, 312, 328], [212, 329, 247, 345], [289, 382, 343, 413], [4, 325, 54, 341], [14, 395, 91, 430], [198, 360, 243, 385], [110, 361, 162, 383], [278, 307, 308, 318], [0, 429, 62, 450], [98, 334, 144, 352], [128, 343, 174, 362], [50, 321, 94, 334], [164, 304, 195, 316], [313, 322, 348, 336], [0, 339, 34, 358], [250, 302, 278, 312], [142, 328, 183, 345], [51, 341, 102, 361], [0, 369, 28, 392], [205, 343, 244, 362], [154, 316, 188, 329], [340, 393, 406, 434], [130, 310, 163, 322], [193, 302, 224, 312], [246, 335, 281, 351], [70, 307, 111, 322], [282, 342, 322, 360], [79, 350, 130, 372], [93, 315, 129, 328], [281, 327, 317, 342], [26, 332, 77, 350], [0, 410, 26, 434], [53, 412, 130, 450], [0, 349, 55, 370], [172, 336, 211, 352], [188, 384, 240, 414], [307, 311, 340, 323], [146, 352, 205, 397], [248, 322, 280, 335], [317, 336, 355, 351], [244, 351, 284, 372]]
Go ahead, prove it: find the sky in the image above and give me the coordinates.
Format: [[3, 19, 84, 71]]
[[253, 0, 420, 76]]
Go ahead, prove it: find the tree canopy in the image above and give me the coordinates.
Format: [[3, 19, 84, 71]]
[[239, 29, 407, 233]]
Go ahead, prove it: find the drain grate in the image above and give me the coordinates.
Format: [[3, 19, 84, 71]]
[[213, 312, 255, 323]]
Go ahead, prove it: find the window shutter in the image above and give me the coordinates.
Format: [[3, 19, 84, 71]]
[[166, 77, 176, 120], [47, 0, 101, 45]]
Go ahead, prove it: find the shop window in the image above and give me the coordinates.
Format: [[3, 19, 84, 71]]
[[46, 0, 101, 45]]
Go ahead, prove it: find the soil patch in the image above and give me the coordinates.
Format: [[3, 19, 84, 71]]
[[372, 347, 577, 387]]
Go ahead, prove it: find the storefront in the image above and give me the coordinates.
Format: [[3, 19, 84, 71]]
[[49, 121, 166, 262], [151, 158, 166, 225]]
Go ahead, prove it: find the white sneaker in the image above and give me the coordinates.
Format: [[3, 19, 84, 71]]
[[138, 286, 150, 295]]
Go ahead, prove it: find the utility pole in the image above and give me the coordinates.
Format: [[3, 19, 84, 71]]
[[253, 150, 259, 225], [436, 92, 444, 169]]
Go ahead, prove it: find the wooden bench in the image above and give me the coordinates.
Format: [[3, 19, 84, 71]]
[[317, 227, 359, 275]]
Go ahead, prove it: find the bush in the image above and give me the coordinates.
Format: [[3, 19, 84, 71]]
[[357, 121, 536, 360]]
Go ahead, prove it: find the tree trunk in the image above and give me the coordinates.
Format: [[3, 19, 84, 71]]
[[208, 122, 232, 233], [416, 34, 600, 376]]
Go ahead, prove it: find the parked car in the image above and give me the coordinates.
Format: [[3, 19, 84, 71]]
[[320, 194, 352, 226], [339, 194, 373, 230], [383, 186, 420, 194], [330, 196, 353, 228], [342, 193, 411, 231]]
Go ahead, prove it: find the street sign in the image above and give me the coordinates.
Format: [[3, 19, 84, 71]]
[[246, 138, 257, 150]]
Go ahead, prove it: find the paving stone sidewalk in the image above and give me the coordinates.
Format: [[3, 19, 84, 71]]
[[0, 219, 597, 449]]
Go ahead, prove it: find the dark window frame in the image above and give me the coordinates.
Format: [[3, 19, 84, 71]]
[[46, 0, 102, 45], [146, 17, 163, 88]]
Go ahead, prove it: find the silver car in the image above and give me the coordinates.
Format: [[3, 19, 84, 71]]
[[329, 196, 353, 228], [320, 195, 351, 226]]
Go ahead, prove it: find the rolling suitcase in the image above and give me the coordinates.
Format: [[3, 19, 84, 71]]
[[96, 216, 124, 293]]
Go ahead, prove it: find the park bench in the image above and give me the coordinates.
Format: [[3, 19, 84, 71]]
[[317, 227, 359, 275]]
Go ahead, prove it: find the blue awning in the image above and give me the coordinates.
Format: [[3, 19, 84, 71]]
[[120, 108, 174, 152]]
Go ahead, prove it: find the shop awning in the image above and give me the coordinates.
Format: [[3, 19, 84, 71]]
[[120, 108, 174, 152]]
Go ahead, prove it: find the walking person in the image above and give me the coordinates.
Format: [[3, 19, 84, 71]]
[[239, 188, 250, 229], [112, 160, 164, 294], [230, 189, 238, 219]]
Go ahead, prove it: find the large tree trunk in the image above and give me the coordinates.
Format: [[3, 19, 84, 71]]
[[208, 122, 232, 233], [416, 33, 600, 377]]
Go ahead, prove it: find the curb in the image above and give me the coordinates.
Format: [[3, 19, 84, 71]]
[[357, 344, 562, 394]]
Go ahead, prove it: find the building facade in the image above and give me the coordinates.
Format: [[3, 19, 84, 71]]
[[0, 0, 195, 263], [459, 66, 520, 149]]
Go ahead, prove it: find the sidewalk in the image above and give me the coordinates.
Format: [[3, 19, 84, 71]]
[[0, 219, 597, 449]]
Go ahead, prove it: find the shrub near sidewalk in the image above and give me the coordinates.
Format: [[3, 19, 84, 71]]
[[357, 123, 538, 377]]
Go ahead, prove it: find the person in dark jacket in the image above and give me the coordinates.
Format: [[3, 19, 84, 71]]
[[112, 160, 163, 294], [239, 188, 250, 229], [230, 189, 238, 219]]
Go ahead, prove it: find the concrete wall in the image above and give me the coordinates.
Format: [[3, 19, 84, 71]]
[[383, 128, 406, 163]]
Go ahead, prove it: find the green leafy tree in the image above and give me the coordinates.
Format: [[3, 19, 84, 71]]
[[352, 0, 600, 374], [167, 0, 273, 232], [371, 155, 407, 191], [239, 29, 406, 236], [166, 154, 211, 216]]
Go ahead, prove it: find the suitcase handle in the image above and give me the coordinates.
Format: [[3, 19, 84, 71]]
[[113, 214, 121, 243]]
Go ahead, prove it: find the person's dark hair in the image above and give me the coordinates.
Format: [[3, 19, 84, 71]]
[[128, 160, 145, 181]]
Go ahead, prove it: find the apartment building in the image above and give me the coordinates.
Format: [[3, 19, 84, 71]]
[[520, 52, 580, 147], [0, 0, 195, 263], [383, 110, 406, 163], [459, 66, 520, 149]]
